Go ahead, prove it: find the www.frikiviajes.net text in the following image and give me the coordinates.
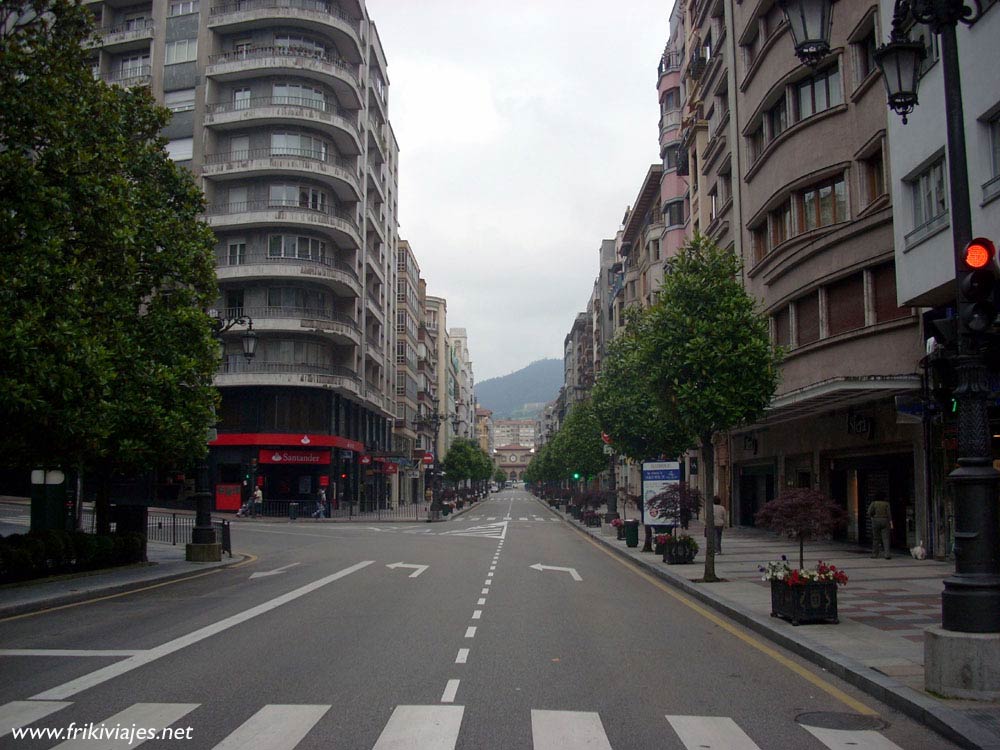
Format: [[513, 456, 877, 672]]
[[11, 722, 193, 744]]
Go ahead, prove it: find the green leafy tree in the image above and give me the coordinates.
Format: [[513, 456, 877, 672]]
[[643, 234, 782, 582], [0, 0, 220, 529], [493, 467, 507, 485], [441, 438, 483, 486], [549, 400, 606, 484]]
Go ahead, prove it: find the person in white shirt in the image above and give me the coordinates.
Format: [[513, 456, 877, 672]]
[[712, 496, 728, 554]]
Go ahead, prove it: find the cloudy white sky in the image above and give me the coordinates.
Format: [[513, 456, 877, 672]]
[[368, 0, 671, 381]]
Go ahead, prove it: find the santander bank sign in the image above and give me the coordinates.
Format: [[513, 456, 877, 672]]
[[257, 449, 332, 465]]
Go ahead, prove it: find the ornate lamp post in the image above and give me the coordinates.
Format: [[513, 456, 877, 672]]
[[777, 0, 835, 66], [781, 0, 1000, 650], [187, 311, 256, 561], [414, 397, 446, 512]]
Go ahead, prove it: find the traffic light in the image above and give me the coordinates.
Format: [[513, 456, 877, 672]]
[[958, 238, 998, 335], [572, 472, 581, 480]]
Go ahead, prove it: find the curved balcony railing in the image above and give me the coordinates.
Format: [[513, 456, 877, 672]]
[[222, 305, 359, 331], [205, 95, 354, 119], [218, 357, 362, 388], [214, 249, 360, 283], [206, 46, 359, 87], [203, 147, 358, 176], [210, 0, 359, 31], [206, 199, 359, 231]]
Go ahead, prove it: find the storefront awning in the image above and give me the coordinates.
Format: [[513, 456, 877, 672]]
[[739, 375, 921, 429]]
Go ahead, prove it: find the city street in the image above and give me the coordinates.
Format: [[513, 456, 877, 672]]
[[0, 490, 958, 749]]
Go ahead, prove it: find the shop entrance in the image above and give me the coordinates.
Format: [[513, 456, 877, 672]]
[[738, 465, 775, 526]]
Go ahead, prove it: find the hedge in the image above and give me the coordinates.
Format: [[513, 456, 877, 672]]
[[0, 530, 146, 583]]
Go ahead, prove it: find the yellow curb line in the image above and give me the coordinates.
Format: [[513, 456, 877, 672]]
[[0, 553, 258, 624], [583, 532, 878, 717]]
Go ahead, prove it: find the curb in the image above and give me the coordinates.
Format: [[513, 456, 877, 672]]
[[0, 554, 248, 620], [533, 496, 1000, 750]]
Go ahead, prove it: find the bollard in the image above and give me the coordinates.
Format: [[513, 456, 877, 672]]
[[288, 502, 298, 521]]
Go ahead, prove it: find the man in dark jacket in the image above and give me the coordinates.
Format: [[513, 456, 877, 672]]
[[868, 493, 892, 559]]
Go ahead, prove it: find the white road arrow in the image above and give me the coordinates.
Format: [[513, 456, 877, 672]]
[[529, 563, 582, 581], [386, 562, 429, 578], [249, 562, 300, 580]]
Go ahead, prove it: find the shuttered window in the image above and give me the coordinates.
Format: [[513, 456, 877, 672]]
[[797, 292, 820, 345], [827, 273, 865, 335]]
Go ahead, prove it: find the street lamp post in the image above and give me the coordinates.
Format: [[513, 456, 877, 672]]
[[414, 397, 446, 515], [187, 311, 256, 561], [781, 0, 1000, 695]]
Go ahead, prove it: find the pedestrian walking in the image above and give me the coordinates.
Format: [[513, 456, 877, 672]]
[[711, 496, 727, 553], [868, 493, 892, 559], [312, 487, 326, 519]]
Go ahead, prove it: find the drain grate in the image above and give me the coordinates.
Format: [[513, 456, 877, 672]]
[[795, 712, 888, 731]]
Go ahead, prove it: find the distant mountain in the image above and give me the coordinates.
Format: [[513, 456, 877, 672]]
[[475, 359, 563, 420]]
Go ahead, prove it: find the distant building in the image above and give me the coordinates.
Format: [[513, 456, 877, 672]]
[[493, 419, 536, 449], [475, 407, 493, 454], [493, 445, 533, 482]]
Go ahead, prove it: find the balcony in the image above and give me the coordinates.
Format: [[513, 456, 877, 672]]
[[207, 0, 362, 60], [214, 249, 361, 298], [216, 357, 362, 394], [224, 305, 360, 346], [204, 97, 361, 156], [101, 65, 151, 88], [365, 339, 383, 361], [658, 51, 682, 78], [89, 19, 154, 51], [205, 47, 360, 108], [202, 147, 361, 202], [205, 199, 361, 250], [659, 109, 681, 138]]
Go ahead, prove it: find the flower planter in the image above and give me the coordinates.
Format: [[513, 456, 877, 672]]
[[614, 524, 625, 540], [770, 580, 839, 625], [663, 542, 696, 564], [654, 542, 667, 556]]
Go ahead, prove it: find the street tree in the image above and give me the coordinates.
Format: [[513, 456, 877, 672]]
[[643, 234, 782, 582], [549, 400, 606, 484], [0, 0, 220, 529], [441, 439, 482, 487]]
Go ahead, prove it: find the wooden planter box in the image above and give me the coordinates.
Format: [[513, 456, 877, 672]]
[[770, 580, 839, 625], [663, 542, 696, 564]]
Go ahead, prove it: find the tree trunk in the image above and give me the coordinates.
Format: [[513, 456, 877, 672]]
[[701, 432, 718, 583]]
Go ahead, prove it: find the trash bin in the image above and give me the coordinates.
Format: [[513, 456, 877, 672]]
[[288, 502, 298, 520], [624, 519, 640, 548]]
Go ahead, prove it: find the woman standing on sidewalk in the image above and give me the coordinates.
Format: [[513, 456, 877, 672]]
[[711, 496, 728, 553]]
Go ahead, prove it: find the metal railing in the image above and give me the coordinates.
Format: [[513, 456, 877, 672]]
[[210, 0, 357, 29], [213, 249, 360, 282], [99, 19, 154, 35], [203, 148, 358, 175], [205, 96, 358, 123], [102, 66, 151, 85], [206, 46, 359, 85], [218, 357, 361, 385], [205, 199, 359, 231], [222, 305, 359, 331], [253, 500, 428, 521]]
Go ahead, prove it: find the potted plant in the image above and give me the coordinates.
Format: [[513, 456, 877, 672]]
[[760, 556, 848, 625], [664, 534, 699, 564], [654, 533, 670, 556], [755, 489, 849, 625], [611, 517, 625, 540]]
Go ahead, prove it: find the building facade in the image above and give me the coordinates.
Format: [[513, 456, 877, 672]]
[[84, 0, 401, 511], [393, 239, 421, 505], [493, 445, 533, 482]]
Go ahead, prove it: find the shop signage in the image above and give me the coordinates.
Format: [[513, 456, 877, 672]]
[[319, 475, 329, 487], [359, 455, 372, 465], [257, 449, 331, 465], [641, 461, 681, 526], [384, 463, 398, 475]]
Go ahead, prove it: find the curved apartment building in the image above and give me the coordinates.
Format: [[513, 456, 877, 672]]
[[86, 0, 398, 510]]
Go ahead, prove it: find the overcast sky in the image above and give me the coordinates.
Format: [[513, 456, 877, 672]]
[[369, 0, 671, 381]]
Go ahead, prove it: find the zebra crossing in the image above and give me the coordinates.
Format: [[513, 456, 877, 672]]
[[464, 515, 558, 523], [1, 700, 909, 749]]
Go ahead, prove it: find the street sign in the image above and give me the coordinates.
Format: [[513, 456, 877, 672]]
[[422, 453, 434, 464]]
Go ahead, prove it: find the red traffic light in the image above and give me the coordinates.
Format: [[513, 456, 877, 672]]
[[963, 238, 995, 269]]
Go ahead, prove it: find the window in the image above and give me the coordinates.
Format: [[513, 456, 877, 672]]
[[165, 137, 193, 161], [989, 113, 1000, 181], [233, 88, 252, 110], [770, 200, 791, 246], [662, 143, 680, 171], [798, 176, 847, 231], [752, 225, 768, 263], [797, 292, 820, 345], [227, 239, 246, 265], [271, 132, 327, 161], [862, 148, 886, 206], [268, 234, 327, 263], [854, 28, 877, 81], [119, 53, 149, 77], [269, 184, 328, 212], [663, 200, 685, 228], [224, 290, 244, 317], [748, 125, 765, 162], [266, 287, 326, 313], [766, 95, 787, 140], [872, 262, 909, 322], [274, 34, 326, 58], [709, 189, 719, 221], [910, 158, 947, 228], [773, 307, 791, 347], [661, 87, 680, 113], [826, 273, 865, 335], [165, 39, 197, 65], [273, 83, 326, 110], [912, 27, 940, 76], [168, 0, 198, 16], [122, 12, 147, 31], [164, 88, 195, 113], [795, 65, 842, 120]]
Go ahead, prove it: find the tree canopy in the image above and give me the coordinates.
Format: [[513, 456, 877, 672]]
[[442, 438, 492, 486], [0, 0, 220, 482]]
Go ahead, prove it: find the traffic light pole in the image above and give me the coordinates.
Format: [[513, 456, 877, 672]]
[[940, 23, 1000, 633]]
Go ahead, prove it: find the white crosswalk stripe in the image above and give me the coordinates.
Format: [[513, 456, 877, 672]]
[[212, 705, 329, 750], [439, 521, 508, 539], [800, 724, 906, 750], [0, 700, 72, 738], [0, 700, 912, 750], [666, 715, 763, 749], [371, 705, 464, 750], [531, 709, 612, 750], [52, 703, 199, 749]]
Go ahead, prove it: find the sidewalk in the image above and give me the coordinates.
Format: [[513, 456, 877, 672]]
[[545, 499, 1000, 750]]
